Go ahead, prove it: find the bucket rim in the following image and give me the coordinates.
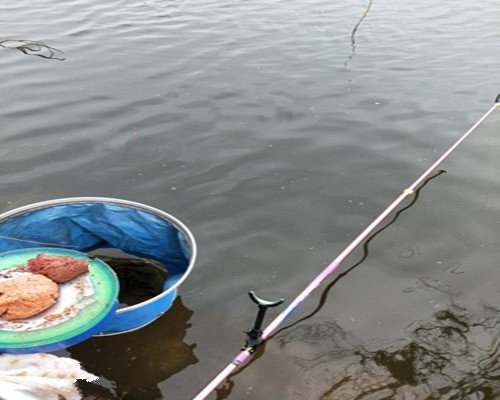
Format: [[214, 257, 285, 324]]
[[0, 197, 197, 314]]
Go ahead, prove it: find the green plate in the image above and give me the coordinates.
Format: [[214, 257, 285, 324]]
[[0, 247, 119, 353]]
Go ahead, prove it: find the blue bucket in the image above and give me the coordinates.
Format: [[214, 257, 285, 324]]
[[0, 197, 197, 336]]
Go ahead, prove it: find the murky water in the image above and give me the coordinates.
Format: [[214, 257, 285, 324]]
[[1, 0, 499, 398], [90, 251, 168, 308]]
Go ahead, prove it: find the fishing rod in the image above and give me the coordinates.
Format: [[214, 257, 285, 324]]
[[192, 95, 500, 400]]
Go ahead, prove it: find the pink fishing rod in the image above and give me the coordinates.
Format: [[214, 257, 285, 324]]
[[192, 96, 500, 400]]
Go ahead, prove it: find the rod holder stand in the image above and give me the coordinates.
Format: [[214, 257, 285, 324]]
[[244, 291, 284, 349]]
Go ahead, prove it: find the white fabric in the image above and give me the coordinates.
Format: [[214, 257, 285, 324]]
[[0, 353, 97, 400]]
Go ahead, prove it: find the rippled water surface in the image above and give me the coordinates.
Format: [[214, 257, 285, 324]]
[[1, 0, 499, 398]]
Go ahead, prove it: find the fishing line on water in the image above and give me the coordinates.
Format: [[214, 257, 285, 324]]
[[350, 0, 373, 47], [0, 39, 65, 61], [193, 95, 499, 400], [212, 170, 446, 400], [271, 170, 446, 338], [343, 0, 373, 67]]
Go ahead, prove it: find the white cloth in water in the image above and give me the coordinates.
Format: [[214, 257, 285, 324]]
[[0, 353, 97, 400]]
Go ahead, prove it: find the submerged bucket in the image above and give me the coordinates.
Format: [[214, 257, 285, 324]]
[[0, 197, 197, 336]]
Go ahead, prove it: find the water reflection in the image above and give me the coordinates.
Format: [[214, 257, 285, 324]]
[[277, 303, 500, 399], [68, 297, 197, 399], [214, 347, 267, 400], [0, 39, 65, 61]]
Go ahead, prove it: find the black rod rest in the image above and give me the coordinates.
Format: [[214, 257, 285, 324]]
[[244, 291, 284, 350], [495, 94, 500, 103]]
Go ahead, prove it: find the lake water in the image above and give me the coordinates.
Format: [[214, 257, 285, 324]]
[[1, 0, 499, 398]]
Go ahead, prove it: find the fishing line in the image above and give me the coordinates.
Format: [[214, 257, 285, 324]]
[[191, 97, 499, 400], [271, 169, 446, 338], [344, 0, 373, 67], [351, 0, 373, 47], [0, 39, 65, 61], [0, 235, 79, 248], [211, 170, 445, 400]]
